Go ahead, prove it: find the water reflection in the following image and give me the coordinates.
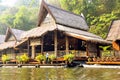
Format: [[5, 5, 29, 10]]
[[0, 68, 120, 80]]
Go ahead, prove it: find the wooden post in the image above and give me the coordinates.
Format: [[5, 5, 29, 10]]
[[86, 42, 89, 57], [27, 39, 31, 57], [65, 36, 69, 54], [41, 36, 44, 55], [31, 45, 36, 59], [54, 30, 57, 57]]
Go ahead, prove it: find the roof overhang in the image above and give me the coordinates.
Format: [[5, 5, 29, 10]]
[[0, 41, 16, 50], [65, 32, 111, 45]]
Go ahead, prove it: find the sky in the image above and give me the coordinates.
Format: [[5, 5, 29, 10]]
[[0, 0, 17, 7], [0, 0, 42, 7]]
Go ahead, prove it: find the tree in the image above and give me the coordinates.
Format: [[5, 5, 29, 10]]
[[88, 13, 118, 38], [59, 0, 120, 38], [13, 6, 38, 30]]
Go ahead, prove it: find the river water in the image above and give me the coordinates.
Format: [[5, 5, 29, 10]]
[[0, 67, 120, 80]]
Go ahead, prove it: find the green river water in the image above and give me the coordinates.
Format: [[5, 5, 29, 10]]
[[0, 67, 120, 80]]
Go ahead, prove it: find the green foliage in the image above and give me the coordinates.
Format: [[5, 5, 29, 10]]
[[49, 54, 56, 61], [99, 46, 111, 51], [0, 0, 39, 34], [1, 55, 10, 63], [99, 46, 112, 57], [60, 0, 83, 14], [63, 54, 74, 63], [35, 54, 46, 63], [16, 54, 29, 63], [13, 6, 38, 30], [16, 56, 22, 63], [88, 13, 118, 38], [60, 0, 120, 39]]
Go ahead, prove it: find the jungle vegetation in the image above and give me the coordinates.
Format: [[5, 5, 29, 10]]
[[0, 0, 120, 38]]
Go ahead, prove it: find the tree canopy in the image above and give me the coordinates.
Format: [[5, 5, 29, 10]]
[[60, 0, 120, 38], [0, 0, 39, 34], [0, 0, 120, 39]]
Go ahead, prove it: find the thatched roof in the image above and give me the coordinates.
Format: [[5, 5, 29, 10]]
[[5, 27, 25, 42], [11, 28, 25, 41], [20, 23, 111, 44], [106, 20, 120, 41], [0, 41, 16, 50], [38, 0, 89, 31], [0, 35, 5, 44], [0, 27, 25, 50], [65, 32, 111, 44], [21, 23, 56, 39], [17, 0, 110, 45]]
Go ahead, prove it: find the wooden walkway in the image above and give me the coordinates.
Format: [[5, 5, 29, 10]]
[[0, 63, 66, 68], [86, 62, 120, 65]]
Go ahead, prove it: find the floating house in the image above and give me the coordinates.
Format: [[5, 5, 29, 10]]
[[106, 20, 120, 57], [0, 27, 25, 59], [15, 1, 110, 60]]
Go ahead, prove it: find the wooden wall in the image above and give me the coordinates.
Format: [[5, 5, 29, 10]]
[[87, 42, 98, 57]]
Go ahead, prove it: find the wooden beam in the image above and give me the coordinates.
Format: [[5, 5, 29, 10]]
[[54, 30, 57, 57], [65, 36, 69, 54], [31, 45, 36, 59], [27, 39, 31, 57], [41, 36, 44, 55]]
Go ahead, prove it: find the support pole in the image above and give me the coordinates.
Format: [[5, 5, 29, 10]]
[[27, 39, 30, 57], [31, 45, 36, 59], [41, 36, 44, 55], [65, 36, 69, 54], [86, 42, 89, 57], [54, 30, 57, 57]]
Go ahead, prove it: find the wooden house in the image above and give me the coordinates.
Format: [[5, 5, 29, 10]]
[[15, 1, 111, 59], [0, 27, 25, 59], [106, 20, 120, 57]]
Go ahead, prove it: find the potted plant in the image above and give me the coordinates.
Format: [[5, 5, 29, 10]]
[[63, 54, 74, 64], [16, 54, 29, 64], [1, 55, 10, 64], [35, 54, 46, 64], [16, 56, 22, 64], [49, 54, 56, 64]]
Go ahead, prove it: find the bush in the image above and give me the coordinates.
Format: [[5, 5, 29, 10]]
[[35, 54, 45, 63], [63, 54, 74, 63], [1, 55, 10, 64], [49, 54, 56, 61], [16, 56, 22, 63], [16, 54, 29, 64]]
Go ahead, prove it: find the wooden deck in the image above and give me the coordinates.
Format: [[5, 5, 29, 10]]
[[86, 62, 120, 65]]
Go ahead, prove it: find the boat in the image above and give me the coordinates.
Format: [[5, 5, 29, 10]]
[[82, 64, 120, 68]]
